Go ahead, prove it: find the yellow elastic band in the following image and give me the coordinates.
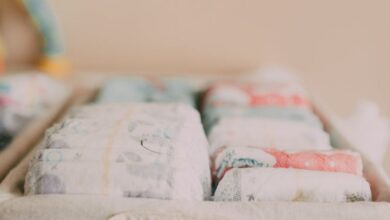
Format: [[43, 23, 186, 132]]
[[101, 108, 132, 196]]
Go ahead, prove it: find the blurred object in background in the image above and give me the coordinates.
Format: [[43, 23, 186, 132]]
[[0, 72, 68, 149], [0, 35, 5, 73], [0, 0, 70, 77], [19, 0, 71, 77], [338, 101, 390, 164], [97, 76, 195, 106]]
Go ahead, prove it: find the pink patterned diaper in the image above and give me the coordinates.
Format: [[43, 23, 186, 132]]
[[264, 148, 363, 175], [213, 147, 363, 183], [203, 81, 311, 109]]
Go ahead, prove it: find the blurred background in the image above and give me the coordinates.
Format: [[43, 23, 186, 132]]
[[1, 0, 389, 171]]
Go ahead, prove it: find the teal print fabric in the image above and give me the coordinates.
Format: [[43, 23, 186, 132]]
[[96, 77, 195, 106]]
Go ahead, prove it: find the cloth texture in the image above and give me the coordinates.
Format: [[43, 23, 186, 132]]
[[208, 117, 331, 155], [202, 81, 321, 129], [213, 148, 363, 183], [25, 103, 211, 200], [96, 77, 195, 105], [214, 168, 371, 202], [203, 80, 370, 203]]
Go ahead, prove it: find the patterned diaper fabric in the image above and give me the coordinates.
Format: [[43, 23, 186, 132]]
[[96, 77, 195, 106], [0, 73, 68, 149], [213, 148, 363, 183], [203, 77, 371, 202], [214, 168, 371, 202], [203, 106, 323, 131], [202, 81, 321, 129], [203, 81, 310, 109], [25, 103, 211, 200], [263, 149, 363, 175]]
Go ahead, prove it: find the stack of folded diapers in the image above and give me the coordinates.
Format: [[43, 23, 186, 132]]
[[202, 77, 372, 202], [25, 77, 211, 200], [23, 75, 372, 203]]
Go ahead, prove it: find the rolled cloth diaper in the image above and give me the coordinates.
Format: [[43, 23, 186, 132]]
[[214, 168, 371, 202], [208, 117, 331, 155], [203, 106, 323, 131], [96, 77, 195, 105], [202, 81, 322, 129], [213, 148, 363, 183], [25, 103, 211, 200], [203, 81, 311, 109]]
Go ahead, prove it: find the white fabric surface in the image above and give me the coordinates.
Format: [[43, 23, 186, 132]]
[[208, 117, 331, 156], [214, 168, 371, 202]]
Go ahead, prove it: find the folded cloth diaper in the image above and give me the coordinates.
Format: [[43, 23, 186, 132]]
[[96, 77, 195, 105], [203, 81, 310, 109], [208, 117, 331, 156], [25, 161, 205, 200], [214, 168, 371, 202], [202, 81, 322, 129], [213, 148, 363, 183], [202, 106, 323, 131], [25, 103, 211, 200], [0, 73, 68, 148]]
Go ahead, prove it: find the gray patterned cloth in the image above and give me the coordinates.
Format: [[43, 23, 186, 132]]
[[201, 80, 323, 130], [25, 103, 211, 200], [214, 168, 371, 202]]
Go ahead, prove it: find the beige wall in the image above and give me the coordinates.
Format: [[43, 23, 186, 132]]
[[1, 0, 390, 166]]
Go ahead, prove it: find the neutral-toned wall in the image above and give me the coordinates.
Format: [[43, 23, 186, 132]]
[[1, 0, 390, 168]]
